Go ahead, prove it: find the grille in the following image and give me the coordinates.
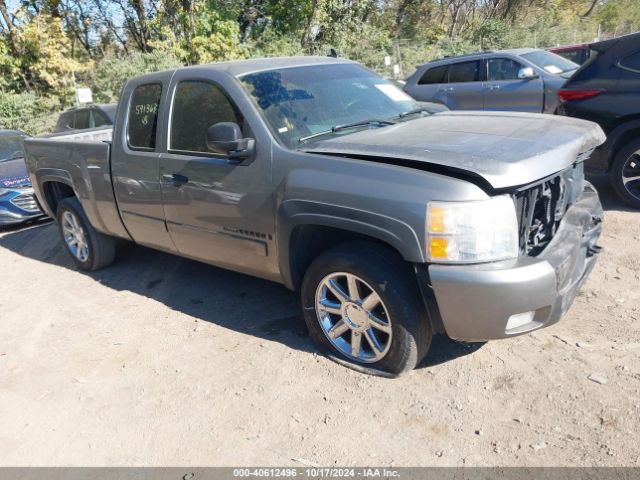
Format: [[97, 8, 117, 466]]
[[515, 162, 584, 256], [11, 191, 39, 213]]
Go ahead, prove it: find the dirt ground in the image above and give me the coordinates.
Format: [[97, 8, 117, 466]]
[[0, 174, 638, 467]]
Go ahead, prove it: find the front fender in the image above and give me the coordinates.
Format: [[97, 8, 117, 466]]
[[270, 150, 490, 290], [276, 198, 424, 289]]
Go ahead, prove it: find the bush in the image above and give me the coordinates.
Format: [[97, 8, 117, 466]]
[[245, 32, 305, 58], [0, 92, 60, 135], [92, 51, 183, 103]]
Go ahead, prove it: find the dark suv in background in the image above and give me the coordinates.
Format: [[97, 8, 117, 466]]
[[53, 104, 116, 133], [557, 32, 640, 208]]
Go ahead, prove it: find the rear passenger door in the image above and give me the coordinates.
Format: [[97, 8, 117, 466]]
[[484, 57, 544, 112], [111, 77, 177, 252], [445, 60, 484, 110], [408, 64, 449, 105]]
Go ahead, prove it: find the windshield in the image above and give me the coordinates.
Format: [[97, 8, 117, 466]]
[[239, 63, 419, 148], [0, 135, 25, 163], [521, 50, 578, 74]]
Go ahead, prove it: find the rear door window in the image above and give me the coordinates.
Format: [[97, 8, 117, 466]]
[[418, 65, 449, 85], [127, 83, 162, 151], [448, 61, 480, 83], [487, 58, 524, 81]]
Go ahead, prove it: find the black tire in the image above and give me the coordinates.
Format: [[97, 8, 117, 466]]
[[56, 197, 116, 271], [610, 138, 640, 209], [301, 242, 432, 377]]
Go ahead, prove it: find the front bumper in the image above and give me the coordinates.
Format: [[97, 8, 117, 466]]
[[427, 183, 603, 342], [0, 188, 44, 226]]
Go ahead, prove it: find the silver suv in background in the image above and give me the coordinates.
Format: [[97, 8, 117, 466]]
[[404, 48, 578, 113]]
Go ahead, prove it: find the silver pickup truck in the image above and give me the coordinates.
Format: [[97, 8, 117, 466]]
[[24, 56, 605, 376]]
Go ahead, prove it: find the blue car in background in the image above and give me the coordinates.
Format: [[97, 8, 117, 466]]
[[0, 129, 44, 226]]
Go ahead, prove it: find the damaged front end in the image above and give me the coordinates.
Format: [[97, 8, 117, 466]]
[[514, 160, 593, 256], [425, 148, 604, 342], [427, 179, 603, 341]]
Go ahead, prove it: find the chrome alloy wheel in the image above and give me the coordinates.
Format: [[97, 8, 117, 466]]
[[622, 150, 640, 201], [315, 272, 392, 363], [62, 210, 89, 262]]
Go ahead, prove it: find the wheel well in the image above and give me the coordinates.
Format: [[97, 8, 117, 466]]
[[42, 181, 75, 216], [288, 225, 403, 290], [609, 126, 640, 169]]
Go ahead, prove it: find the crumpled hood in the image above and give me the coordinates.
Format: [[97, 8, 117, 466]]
[[303, 111, 606, 189], [0, 157, 31, 188]]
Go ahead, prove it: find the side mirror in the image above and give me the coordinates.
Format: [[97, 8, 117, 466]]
[[206, 122, 255, 160], [518, 67, 538, 80]]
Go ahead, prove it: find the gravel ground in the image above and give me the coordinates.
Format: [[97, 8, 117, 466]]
[[0, 175, 638, 467]]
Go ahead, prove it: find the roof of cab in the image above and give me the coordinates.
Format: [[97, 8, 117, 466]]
[[133, 56, 355, 84]]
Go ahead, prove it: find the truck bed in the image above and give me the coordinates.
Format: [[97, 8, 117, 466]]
[[23, 127, 129, 239]]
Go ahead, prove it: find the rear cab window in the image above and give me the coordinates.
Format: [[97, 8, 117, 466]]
[[127, 83, 162, 151], [418, 65, 449, 85]]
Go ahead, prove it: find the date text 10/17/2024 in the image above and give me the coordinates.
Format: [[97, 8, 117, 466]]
[[232, 468, 401, 478]]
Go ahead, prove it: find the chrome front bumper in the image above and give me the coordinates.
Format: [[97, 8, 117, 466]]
[[427, 183, 603, 342]]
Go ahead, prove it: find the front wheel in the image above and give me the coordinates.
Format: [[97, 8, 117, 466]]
[[301, 243, 432, 377], [57, 197, 116, 271], [610, 138, 640, 209]]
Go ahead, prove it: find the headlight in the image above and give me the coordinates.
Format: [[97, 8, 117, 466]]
[[427, 195, 519, 263]]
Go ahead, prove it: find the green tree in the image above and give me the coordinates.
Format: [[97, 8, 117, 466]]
[[18, 13, 91, 101], [92, 51, 182, 102]]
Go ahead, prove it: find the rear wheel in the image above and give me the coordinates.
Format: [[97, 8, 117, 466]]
[[301, 243, 432, 377], [56, 197, 116, 271], [610, 138, 640, 209]]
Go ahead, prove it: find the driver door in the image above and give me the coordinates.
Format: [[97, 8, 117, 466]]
[[158, 74, 275, 279]]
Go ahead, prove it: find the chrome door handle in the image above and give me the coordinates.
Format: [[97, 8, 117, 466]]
[[439, 87, 454, 92], [486, 85, 501, 90]]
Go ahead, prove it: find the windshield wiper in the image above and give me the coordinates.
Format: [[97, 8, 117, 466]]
[[397, 106, 434, 118], [298, 119, 395, 144]]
